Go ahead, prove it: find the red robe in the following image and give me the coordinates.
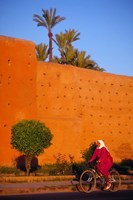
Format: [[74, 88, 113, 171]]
[[89, 147, 113, 177]]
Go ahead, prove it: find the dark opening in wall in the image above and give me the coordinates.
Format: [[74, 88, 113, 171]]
[[8, 59, 11, 65], [28, 62, 31, 66]]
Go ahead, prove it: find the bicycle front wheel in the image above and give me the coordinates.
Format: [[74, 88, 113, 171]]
[[79, 169, 96, 193], [109, 169, 121, 192]]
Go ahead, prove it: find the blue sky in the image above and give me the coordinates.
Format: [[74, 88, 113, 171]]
[[0, 0, 133, 76]]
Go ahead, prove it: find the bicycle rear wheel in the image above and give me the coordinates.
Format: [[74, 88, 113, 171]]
[[79, 169, 96, 193], [109, 169, 121, 192]]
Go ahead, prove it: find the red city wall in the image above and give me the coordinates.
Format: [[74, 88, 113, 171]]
[[0, 36, 133, 166], [0, 36, 37, 165]]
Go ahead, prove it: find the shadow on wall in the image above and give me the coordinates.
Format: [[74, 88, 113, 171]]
[[16, 155, 38, 175]]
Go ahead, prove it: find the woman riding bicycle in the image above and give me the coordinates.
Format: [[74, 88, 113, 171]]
[[88, 140, 113, 190]]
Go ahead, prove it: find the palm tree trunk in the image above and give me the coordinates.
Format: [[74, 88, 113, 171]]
[[48, 32, 53, 62]]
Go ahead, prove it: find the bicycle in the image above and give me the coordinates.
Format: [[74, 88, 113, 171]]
[[79, 167, 121, 193]]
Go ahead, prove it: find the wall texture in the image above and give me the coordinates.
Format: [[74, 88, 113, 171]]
[[0, 36, 37, 165], [0, 36, 133, 166]]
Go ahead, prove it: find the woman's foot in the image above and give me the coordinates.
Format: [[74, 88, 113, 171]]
[[104, 183, 111, 190]]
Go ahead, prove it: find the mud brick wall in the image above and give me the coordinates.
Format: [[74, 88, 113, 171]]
[[36, 62, 133, 164], [0, 36, 133, 165], [0, 36, 37, 165]]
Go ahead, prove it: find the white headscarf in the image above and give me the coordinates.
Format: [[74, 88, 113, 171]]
[[96, 140, 109, 152]]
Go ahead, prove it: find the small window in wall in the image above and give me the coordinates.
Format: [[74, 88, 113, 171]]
[[8, 59, 11, 66]]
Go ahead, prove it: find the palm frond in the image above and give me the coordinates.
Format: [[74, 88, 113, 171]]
[[33, 14, 47, 27], [36, 43, 49, 61]]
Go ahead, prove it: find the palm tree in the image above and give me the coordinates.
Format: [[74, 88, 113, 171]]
[[36, 43, 49, 61], [33, 8, 65, 62], [53, 29, 80, 63], [73, 50, 104, 71], [53, 46, 105, 71]]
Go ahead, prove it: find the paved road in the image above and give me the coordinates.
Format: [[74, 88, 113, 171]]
[[0, 190, 133, 200]]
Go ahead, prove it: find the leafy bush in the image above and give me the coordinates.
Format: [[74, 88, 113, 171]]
[[50, 153, 75, 175], [0, 166, 21, 175], [113, 159, 133, 175], [81, 142, 96, 163], [71, 162, 87, 180]]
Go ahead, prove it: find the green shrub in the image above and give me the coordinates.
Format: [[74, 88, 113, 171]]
[[0, 166, 21, 175], [113, 159, 133, 175], [81, 142, 96, 163]]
